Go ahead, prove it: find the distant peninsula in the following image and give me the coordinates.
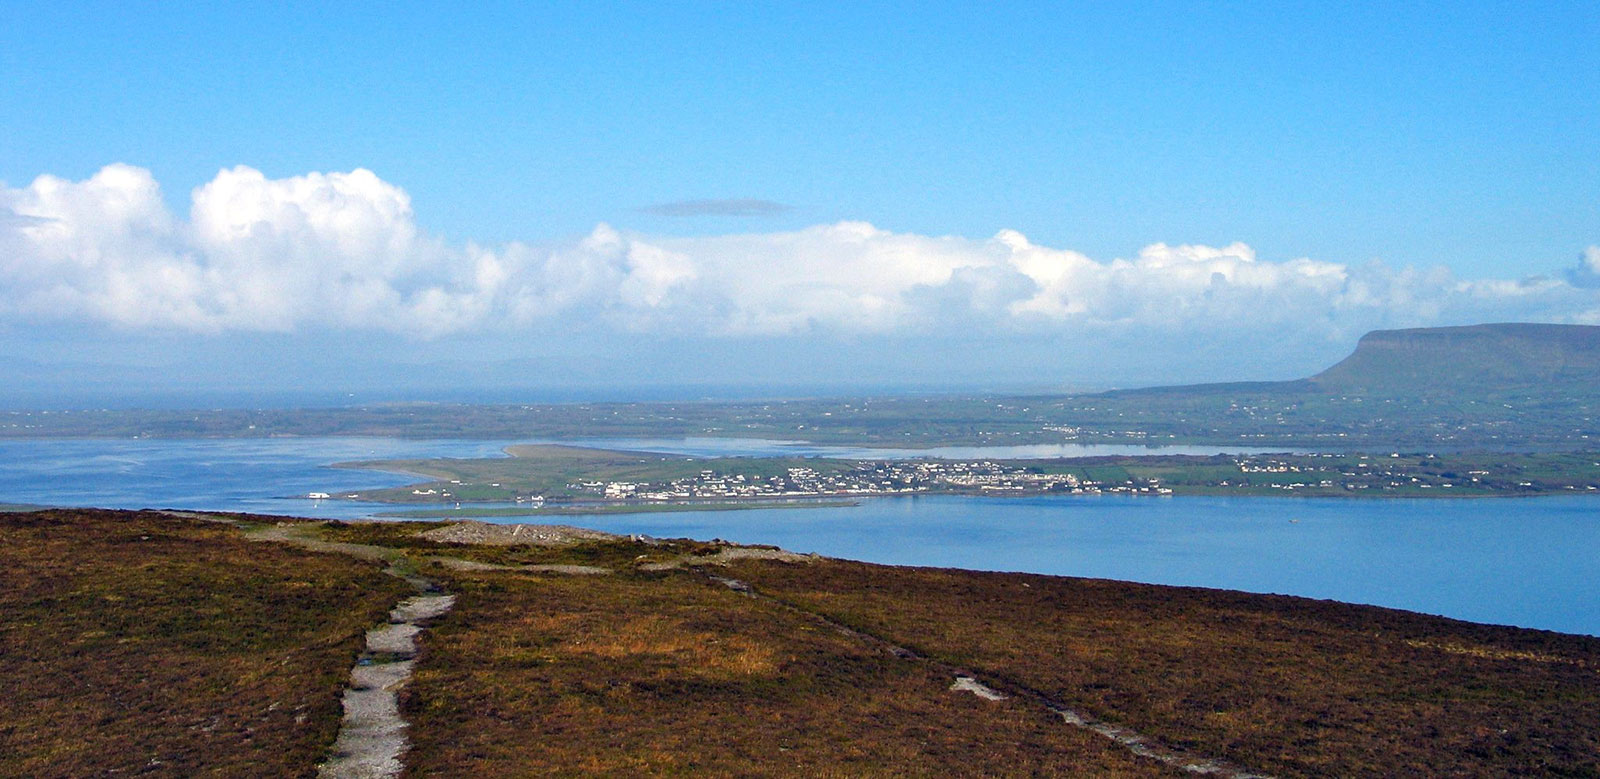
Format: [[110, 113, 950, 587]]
[[328, 445, 1600, 515], [1110, 322, 1600, 398], [5, 323, 1599, 450]]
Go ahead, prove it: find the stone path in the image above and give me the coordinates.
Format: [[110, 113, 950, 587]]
[[318, 591, 455, 779]]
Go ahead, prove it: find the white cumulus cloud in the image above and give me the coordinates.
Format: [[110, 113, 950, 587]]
[[2, 164, 1598, 346]]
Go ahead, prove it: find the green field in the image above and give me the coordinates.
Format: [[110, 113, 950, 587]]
[[335, 445, 1600, 506], [6, 379, 1596, 450], [1019, 451, 1600, 497], [374, 499, 857, 519], [337, 443, 857, 503]]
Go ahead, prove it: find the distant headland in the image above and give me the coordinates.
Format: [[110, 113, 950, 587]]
[[4, 323, 1598, 450]]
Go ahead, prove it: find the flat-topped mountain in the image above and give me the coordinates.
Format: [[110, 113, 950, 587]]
[[1107, 322, 1600, 400], [1309, 323, 1600, 396], [1085, 323, 1600, 448]]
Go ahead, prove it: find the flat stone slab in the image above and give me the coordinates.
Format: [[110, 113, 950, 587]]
[[364, 623, 423, 656], [950, 676, 1009, 701], [390, 594, 455, 623]]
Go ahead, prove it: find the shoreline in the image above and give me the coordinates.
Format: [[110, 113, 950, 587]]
[[372, 499, 861, 519]]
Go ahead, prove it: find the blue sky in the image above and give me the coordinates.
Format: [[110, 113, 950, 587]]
[[2, 2, 1598, 402]]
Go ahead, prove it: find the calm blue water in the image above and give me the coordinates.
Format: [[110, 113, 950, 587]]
[[2, 437, 1597, 636], [0, 438, 513, 516], [574, 495, 1600, 637]]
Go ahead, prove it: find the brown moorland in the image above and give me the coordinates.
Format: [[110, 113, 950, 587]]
[[5, 512, 1599, 776], [0, 509, 410, 778], [400, 565, 1179, 777], [318, 521, 1593, 777], [316, 519, 1600, 776], [724, 558, 1600, 777]]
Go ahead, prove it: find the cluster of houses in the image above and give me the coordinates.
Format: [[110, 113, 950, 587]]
[[570, 460, 1172, 502], [1227, 455, 1599, 493]]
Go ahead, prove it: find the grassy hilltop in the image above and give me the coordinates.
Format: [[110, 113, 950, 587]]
[[1111, 322, 1600, 400], [1311, 323, 1600, 396], [4, 508, 1598, 776]]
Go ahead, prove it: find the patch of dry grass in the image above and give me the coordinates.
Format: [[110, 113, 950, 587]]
[[727, 559, 1600, 777], [0, 509, 410, 778], [401, 566, 1177, 776]]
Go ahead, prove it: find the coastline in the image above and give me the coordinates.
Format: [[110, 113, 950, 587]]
[[373, 499, 860, 519]]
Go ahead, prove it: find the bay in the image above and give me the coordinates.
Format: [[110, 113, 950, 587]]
[[0, 438, 513, 515], [2, 436, 1595, 636], [573, 494, 1600, 638]]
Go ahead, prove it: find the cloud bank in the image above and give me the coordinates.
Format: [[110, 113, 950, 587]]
[[3, 164, 1597, 347]]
